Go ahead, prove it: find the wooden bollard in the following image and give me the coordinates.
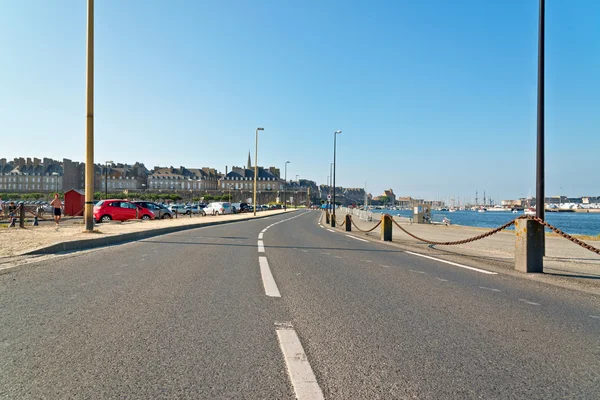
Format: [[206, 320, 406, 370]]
[[325, 211, 330, 224], [19, 204, 25, 228], [345, 214, 351, 232], [381, 214, 392, 241]]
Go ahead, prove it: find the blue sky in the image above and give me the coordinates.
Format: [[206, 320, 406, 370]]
[[1, 0, 598, 202]]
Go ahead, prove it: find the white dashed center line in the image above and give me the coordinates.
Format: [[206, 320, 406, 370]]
[[276, 323, 324, 400], [259, 257, 281, 297], [258, 240, 265, 253]]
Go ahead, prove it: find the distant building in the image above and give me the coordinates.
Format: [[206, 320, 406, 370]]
[[501, 199, 523, 207], [220, 166, 283, 192], [397, 196, 414, 207], [0, 157, 64, 192], [343, 188, 366, 204], [98, 162, 149, 192], [147, 166, 218, 191], [383, 189, 396, 205]]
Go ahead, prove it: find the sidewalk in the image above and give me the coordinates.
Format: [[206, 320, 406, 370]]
[[336, 214, 600, 281], [0, 210, 293, 258]]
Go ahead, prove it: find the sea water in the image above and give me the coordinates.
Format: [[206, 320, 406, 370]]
[[371, 209, 600, 236]]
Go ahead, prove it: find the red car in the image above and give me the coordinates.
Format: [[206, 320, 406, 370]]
[[93, 199, 155, 223]]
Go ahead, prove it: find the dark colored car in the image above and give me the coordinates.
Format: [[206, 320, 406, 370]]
[[133, 201, 174, 219], [93, 199, 155, 223]]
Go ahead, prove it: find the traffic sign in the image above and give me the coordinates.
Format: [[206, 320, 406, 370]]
[[327, 194, 332, 200]]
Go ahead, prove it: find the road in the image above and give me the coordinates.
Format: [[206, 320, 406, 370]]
[[1, 210, 599, 399]]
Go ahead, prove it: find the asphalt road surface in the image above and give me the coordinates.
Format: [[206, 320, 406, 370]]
[[1, 210, 599, 399]]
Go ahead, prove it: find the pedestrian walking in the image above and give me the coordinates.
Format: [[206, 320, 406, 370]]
[[50, 193, 63, 225]]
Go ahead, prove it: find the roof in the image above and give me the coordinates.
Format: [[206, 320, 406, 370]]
[[222, 167, 279, 180], [65, 189, 85, 195]]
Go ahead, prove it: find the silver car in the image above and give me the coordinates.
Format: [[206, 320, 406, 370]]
[[133, 201, 174, 219]]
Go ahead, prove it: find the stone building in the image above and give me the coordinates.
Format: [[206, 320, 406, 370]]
[[97, 162, 150, 192], [147, 166, 218, 191], [0, 157, 63, 192]]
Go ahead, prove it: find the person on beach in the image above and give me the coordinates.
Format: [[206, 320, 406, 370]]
[[50, 193, 63, 225], [7, 201, 17, 217]]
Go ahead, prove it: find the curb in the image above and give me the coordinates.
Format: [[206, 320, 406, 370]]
[[22, 211, 296, 256]]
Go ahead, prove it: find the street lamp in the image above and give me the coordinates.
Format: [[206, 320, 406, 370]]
[[104, 160, 113, 199], [253, 127, 264, 216], [284, 160, 290, 210], [52, 172, 59, 193], [331, 130, 342, 227]]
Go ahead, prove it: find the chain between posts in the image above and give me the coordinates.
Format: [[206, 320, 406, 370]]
[[528, 216, 600, 255], [389, 215, 524, 245]]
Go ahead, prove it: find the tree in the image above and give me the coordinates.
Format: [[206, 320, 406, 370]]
[[379, 195, 390, 205]]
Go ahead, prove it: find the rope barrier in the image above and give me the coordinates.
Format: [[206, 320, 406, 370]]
[[350, 215, 382, 233], [332, 214, 346, 227]]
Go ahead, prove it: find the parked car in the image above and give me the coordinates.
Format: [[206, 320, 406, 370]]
[[133, 201, 174, 219], [93, 199, 155, 223], [169, 204, 190, 215], [230, 202, 249, 213], [204, 202, 232, 215], [185, 204, 206, 216]]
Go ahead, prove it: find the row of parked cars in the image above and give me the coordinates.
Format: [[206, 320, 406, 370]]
[[92, 200, 281, 223]]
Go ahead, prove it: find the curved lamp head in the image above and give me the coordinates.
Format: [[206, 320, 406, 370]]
[[334, 130, 342, 134], [257, 127, 264, 131]]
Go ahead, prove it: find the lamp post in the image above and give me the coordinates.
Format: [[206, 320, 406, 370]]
[[84, 0, 95, 232], [536, 0, 545, 222], [331, 130, 342, 227], [104, 160, 113, 199], [284, 160, 290, 210], [253, 127, 264, 216], [52, 172, 59, 193]]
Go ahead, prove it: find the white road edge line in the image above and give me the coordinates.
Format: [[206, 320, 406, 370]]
[[519, 298, 541, 306], [259, 257, 281, 297], [404, 251, 497, 275], [346, 235, 368, 242], [327, 229, 335, 233], [258, 240, 265, 253], [276, 325, 324, 400], [479, 286, 501, 292]]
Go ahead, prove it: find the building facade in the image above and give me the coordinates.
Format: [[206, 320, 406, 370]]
[[147, 166, 218, 191], [0, 157, 64, 192]]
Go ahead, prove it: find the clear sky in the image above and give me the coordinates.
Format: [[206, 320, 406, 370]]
[[1, 0, 598, 202]]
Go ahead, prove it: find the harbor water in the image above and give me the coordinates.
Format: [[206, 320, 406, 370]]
[[370, 209, 600, 237]]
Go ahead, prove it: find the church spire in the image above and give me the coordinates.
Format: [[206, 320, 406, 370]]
[[247, 151, 252, 169]]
